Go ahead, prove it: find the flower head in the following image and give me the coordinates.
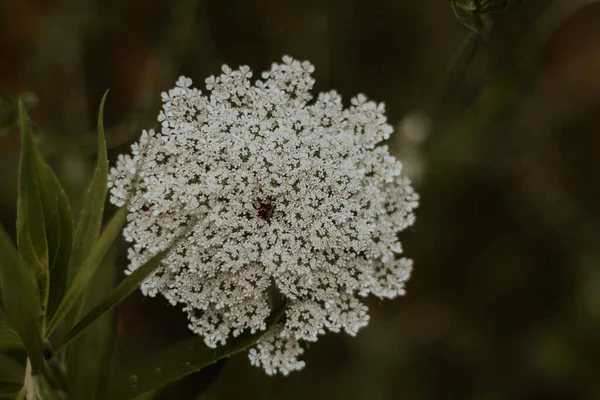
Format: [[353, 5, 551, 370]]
[[109, 56, 419, 375]]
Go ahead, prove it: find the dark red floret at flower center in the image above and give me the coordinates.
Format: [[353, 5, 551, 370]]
[[257, 202, 275, 220]]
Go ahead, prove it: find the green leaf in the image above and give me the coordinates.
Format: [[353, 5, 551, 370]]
[[0, 353, 25, 384], [55, 219, 197, 354], [16, 101, 49, 306], [66, 92, 110, 333], [0, 382, 22, 397], [0, 224, 44, 374], [105, 306, 286, 400], [45, 206, 127, 336], [0, 90, 39, 138], [69, 91, 110, 286], [16, 100, 74, 328], [38, 166, 74, 327], [153, 359, 226, 400], [67, 249, 117, 400], [0, 352, 25, 385], [0, 315, 23, 351]]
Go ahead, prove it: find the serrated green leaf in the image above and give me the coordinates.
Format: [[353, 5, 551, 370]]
[[45, 206, 127, 336], [0, 90, 38, 138], [0, 224, 44, 374], [55, 219, 197, 355], [39, 166, 74, 327], [67, 249, 117, 400], [69, 91, 110, 276], [16, 100, 74, 329], [105, 306, 286, 400], [66, 91, 110, 332]]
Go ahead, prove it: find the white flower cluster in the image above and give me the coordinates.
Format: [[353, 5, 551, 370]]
[[109, 56, 419, 375]]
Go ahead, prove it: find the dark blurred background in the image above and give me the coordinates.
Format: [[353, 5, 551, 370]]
[[1, 0, 600, 399]]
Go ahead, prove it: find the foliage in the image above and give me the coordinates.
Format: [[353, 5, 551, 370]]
[[451, 0, 522, 33], [0, 94, 284, 399]]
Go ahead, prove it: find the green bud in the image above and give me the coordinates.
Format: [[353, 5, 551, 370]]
[[450, 0, 522, 33]]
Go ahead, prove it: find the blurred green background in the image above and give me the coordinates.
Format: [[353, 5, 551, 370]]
[[2, 0, 600, 399]]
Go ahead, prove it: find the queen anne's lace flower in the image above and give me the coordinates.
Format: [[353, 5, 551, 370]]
[[109, 56, 419, 375]]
